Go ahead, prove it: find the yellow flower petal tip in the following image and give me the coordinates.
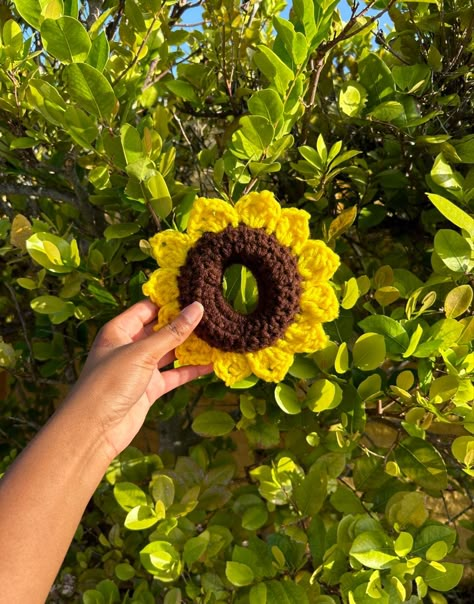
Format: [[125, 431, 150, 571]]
[[187, 197, 238, 240], [235, 191, 281, 233], [247, 346, 294, 383], [213, 352, 252, 386], [301, 284, 339, 323], [275, 208, 311, 254], [142, 190, 339, 386], [142, 268, 179, 307], [150, 231, 192, 268], [298, 240, 340, 283], [176, 333, 215, 366]]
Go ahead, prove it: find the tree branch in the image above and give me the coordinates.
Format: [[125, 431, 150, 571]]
[[0, 183, 79, 205]]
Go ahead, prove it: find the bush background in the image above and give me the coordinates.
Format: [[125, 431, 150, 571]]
[[0, 0, 473, 602]]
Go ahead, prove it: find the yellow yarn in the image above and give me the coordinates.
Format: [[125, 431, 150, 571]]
[[281, 320, 328, 353], [142, 268, 179, 307], [275, 208, 311, 254], [213, 352, 252, 386], [235, 191, 281, 233], [150, 231, 192, 268], [298, 239, 340, 282], [187, 197, 238, 241], [176, 333, 215, 365], [300, 284, 339, 323], [247, 345, 294, 383], [154, 301, 180, 331]]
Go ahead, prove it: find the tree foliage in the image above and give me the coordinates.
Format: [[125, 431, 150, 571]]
[[0, 0, 473, 602]]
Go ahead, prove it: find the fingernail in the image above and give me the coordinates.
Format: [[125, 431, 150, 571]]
[[180, 301, 204, 324]]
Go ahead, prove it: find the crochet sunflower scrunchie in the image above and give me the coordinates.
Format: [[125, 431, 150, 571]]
[[143, 191, 340, 386]]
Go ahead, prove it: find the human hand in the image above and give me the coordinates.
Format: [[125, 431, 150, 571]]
[[65, 300, 213, 461]]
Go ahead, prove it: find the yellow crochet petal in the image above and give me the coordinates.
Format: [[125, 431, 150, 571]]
[[275, 208, 311, 254], [281, 319, 328, 354], [154, 301, 180, 331], [150, 230, 192, 268], [300, 283, 339, 323], [246, 345, 294, 383], [142, 268, 179, 307], [213, 351, 252, 387], [176, 334, 215, 366], [187, 197, 239, 240], [298, 240, 340, 283], [235, 191, 281, 234]]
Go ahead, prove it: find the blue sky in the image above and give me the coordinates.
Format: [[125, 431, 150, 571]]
[[180, 1, 392, 31]]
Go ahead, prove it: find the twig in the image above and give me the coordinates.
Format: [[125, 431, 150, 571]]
[[114, 15, 160, 85], [143, 49, 201, 90], [4, 283, 37, 380]]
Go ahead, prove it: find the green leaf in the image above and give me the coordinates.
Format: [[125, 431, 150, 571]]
[[87, 31, 109, 71], [87, 283, 118, 306], [394, 532, 413, 556], [394, 437, 448, 491], [114, 563, 135, 581], [359, 316, 409, 356], [254, 45, 294, 95], [165, 79, 198, 102], [358, 53, 395, 106], [146, 172, 172, 219], [26, 232, 80, 273], [63, 105, 99, 146], [124, 504, 158, 530], [413, 524, 456, 558], [183, 531, 210, 566], [431, 153, 463, 191], [353, 333, 386, 371], [14, 0, 63, 29], [120, 123, 145, 165], [242, 505, 268, 530], [294, 465, 327, 516], [248, 89, 284, 127], [225, 561, 255, 587], [288, 356, 319, 379], [192, 411, 235, 437], [140, 541, 182, 582], [423, 562, 463, 592], [63, 63, 116, 121], [341, 277, 359, 310], [114, 481, 148, 511], [28, 78, 66, 125], [41, 17, 91, 63], [368, 101, 405, 122], [151, 475, 175, 509], [334, 342, 349, 374], [392, 64, 430, 93], [434, 229, 472, 273], [305, 379, 343, 412], [350, 531, 397, 569], [274, 383, 302, 415], [328, 206, 358, 242], [444, 284, 473, 318], [427, 193, 474, 236], [104, 223, 140, 240], [339, 81, 367, 117]]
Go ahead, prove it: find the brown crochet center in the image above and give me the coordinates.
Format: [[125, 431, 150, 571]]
[[178, 224, 302, 353]]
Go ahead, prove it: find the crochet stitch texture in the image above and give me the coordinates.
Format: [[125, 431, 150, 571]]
[[143, 191, 340, 386]]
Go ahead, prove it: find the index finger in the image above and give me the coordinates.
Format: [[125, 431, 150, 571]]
[[103, 300, 158, 343]]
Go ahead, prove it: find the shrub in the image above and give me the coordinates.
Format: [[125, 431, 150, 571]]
[[0, 0, 473, 602]]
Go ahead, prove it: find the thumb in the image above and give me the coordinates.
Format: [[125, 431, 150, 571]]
[[137, 301, 205, 361]]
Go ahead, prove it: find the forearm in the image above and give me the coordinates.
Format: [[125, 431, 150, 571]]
[[0, 399, 112, 604]]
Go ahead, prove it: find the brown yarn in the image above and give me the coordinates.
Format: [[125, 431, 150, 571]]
[[178, 224, 302, 353]]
